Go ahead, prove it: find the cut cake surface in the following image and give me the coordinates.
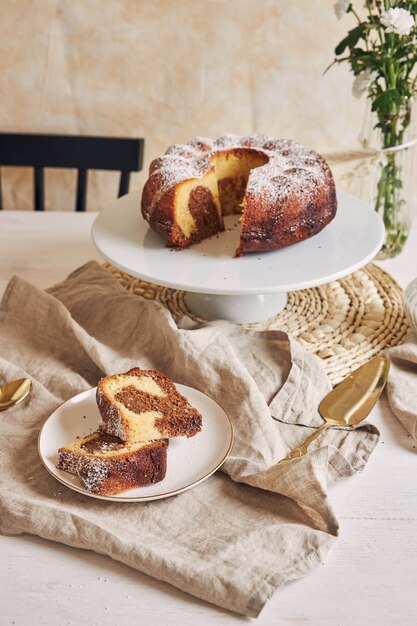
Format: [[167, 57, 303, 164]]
[[57, 431, 168, 496], [97, 368, 202, 443]]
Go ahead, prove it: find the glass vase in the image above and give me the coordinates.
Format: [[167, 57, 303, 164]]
[[356, 101, 417, 259]]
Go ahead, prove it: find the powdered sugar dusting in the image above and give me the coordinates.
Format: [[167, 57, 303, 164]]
[[57, 433, 166, 495], [145, 134, 329, 209], [57, 444, 110, 493], [79, 458, 110, 493], [96, 386, 125, 439], [246, 138, 327, 204]]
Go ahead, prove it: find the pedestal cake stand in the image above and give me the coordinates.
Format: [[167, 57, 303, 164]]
[[92, 191, 384, 324]]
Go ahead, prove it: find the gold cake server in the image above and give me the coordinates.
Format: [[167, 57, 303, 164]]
[[285, 355, 390, 460]]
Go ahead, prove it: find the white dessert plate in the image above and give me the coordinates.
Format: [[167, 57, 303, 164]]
[[92, 190, 384, 296], [38, 385, 233, 503]]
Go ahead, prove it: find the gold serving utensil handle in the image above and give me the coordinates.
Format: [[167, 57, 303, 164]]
[[285, 422, 336, 460]]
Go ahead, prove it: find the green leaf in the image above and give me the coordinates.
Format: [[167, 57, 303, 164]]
[[335, 25, 365, 56], [371, 89, 406, 116]]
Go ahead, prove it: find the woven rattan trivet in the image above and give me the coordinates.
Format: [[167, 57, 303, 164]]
[[104, 262, 409, 385]]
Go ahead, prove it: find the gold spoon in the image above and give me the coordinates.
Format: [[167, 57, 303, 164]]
[[0, 378, 32, 411], [285, 355, 390, 460]]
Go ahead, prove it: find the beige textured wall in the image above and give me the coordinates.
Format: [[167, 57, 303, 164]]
[[0, 0, 363, 211]]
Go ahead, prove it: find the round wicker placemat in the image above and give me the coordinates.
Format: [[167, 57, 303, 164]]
[[104, 262, 409, 385]]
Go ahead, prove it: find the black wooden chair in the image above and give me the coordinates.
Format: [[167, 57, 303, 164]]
[[0, 133, 144, 211]]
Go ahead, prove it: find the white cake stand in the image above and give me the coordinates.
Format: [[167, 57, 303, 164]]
[[92, 191, 384, 323]]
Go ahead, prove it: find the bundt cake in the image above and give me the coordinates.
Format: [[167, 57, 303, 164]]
[[97, 368, 202, 443], [141, 134, 337, 256], [57, 432, 168, 496]]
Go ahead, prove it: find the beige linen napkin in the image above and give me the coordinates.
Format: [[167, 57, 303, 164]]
[[0, 262, 379, 617], [386, 330, 417, 439]]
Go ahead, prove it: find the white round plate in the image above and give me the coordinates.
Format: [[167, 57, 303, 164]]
[[92, 190, 384, 296], [39, 385, 233, 503]]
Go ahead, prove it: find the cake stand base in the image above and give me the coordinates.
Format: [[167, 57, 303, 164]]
[[185, 292, 288, 323]]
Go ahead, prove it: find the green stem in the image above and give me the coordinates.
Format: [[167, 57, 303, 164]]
[[366, 0, 385, 45], [351, 7, 363, 27], [374, 143, 409, 258]]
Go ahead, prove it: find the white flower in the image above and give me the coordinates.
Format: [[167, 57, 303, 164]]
[[352, 69, 378, 99], [334, 0, 350, 20], [380, 7, 415, 36]]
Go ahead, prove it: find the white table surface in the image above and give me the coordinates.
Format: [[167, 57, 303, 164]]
[[1, 210, 417, 626]]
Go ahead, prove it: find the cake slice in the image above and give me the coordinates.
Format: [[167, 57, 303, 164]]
[[57, 431, 168, 496], [96, 368, 202, 443]]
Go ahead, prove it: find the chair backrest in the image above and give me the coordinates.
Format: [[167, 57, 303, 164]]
[[0, 133, 144, 211]]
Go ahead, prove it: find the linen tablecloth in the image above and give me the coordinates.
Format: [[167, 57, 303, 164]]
[[0, 262, 379, 617]]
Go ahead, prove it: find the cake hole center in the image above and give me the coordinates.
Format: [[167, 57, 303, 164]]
[[211, 148, 269, 216]]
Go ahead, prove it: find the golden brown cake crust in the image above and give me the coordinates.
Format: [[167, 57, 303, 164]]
[[235, 150, 337, 256], [57, 432, 168, 496], [141, 134, 337, 255], [97, 368, 202, 443]]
